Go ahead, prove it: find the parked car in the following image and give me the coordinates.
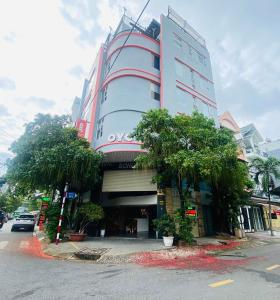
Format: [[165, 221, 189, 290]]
[[11, 213, 35, 232]]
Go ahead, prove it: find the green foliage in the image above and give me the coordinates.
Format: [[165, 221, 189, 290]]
[[174, 207, 195, 244], [0, 189, 24, 213], [6, 114, 103, 193], [251, 157, 280, 193], [77, 202, 104, 233], [153, 214, 176, 236], [45, 202, 65, 241], [132, 109, 252, 233]]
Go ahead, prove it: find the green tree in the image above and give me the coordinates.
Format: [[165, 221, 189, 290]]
[[251, 157, 280, 236], [6, 114, 103, 196], [132, 109, 252, 235], [0, 189, 24, 213]]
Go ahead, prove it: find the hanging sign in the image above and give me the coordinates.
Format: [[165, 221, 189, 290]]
[[185, 206, 197, 218], [67, 192, 77, 199], [76, 119, 87, 138]]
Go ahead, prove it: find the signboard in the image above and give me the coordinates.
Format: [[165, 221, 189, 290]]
[[41, 197, 50, 202], [76, 119, 87, 138], [185, 206, 197, 218], [38, 201, 49, 231], [67, 192, 77, 199], [107, 132, 134, 142]]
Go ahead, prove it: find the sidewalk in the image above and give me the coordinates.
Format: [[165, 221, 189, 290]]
[[35, 226, 249, 263], [246, 230, 280, 241]]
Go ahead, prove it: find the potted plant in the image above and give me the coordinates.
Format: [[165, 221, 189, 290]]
[[70, 202, 104, 242], [153, 214, 176, 247]]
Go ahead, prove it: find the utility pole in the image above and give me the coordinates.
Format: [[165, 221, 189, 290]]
[[55, 183, 69, 245], [267, 174, 274, 236]]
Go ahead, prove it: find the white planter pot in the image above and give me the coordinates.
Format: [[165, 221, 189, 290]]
[[100, 229, 105, 237], [163, 236, 174, 247], [234, 228, 242, 239]]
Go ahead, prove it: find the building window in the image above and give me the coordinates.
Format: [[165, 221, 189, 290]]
[[102, 87, 107, 104], [174, 39, 182, 50], [191, 70, 195, 89], [154, 56, 160, 70], [151, 83, 160, 101], [175, 60, 184, 78], [198, 53, 204, 65], [97, 117, 104, 139]]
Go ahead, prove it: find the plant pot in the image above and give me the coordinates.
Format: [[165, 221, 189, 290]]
[[100, 229, 105, 237], [69, 233, 87, 242], [163, 236, 174, 247], [241, 229, 246, 238]]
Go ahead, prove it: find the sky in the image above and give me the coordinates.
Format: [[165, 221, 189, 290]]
[[0, 0, 280, 173]]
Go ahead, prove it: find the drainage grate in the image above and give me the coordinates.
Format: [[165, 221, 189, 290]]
[[74, 248, 110, 260]]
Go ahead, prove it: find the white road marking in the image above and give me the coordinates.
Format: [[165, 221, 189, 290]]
[[0, 241, 8, 250], [19, 241, 30, 249], [266, 264, 280, 271]]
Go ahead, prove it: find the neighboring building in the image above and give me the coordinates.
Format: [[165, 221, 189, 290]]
[[72, 7, 218, 237], [240, 123, 266, 159], [219, 112, 266, 232], [259, 139, 280, 160], [219, 111, 247, 162]]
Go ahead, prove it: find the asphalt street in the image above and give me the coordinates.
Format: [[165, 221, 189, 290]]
[[1, 221, 280, 300]]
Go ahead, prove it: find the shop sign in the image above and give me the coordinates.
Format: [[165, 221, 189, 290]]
[[107, 132, 134, 142], [185, 206, 197, 218], [76, 119, 87, 138], [274, 210, 280, 216], [38, 201, 49, 230]]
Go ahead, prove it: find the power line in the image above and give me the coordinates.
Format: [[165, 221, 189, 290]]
[[81, 0, 151, 119]]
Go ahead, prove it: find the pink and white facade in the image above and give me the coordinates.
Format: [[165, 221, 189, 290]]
[[72, 7, 218, 235]]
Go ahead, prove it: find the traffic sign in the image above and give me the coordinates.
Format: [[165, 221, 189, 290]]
[[67, 192, 77, 199], [41, 197, 50, 202]]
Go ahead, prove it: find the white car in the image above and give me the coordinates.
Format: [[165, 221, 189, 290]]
[[11, 213, 35, 232]]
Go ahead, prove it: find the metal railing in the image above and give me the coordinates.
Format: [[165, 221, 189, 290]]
[[167, 6, 206, 47]]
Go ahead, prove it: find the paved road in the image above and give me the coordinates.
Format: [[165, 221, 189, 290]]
[[1, 222, 280, 299]]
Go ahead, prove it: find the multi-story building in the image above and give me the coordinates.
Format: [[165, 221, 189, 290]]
[[72, 7, 218, 237]]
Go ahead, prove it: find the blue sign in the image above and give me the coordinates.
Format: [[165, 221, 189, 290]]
[[67, 192, 77, 199]]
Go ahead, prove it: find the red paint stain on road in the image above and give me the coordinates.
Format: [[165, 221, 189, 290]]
[[20, 237, 53, 259], [134, 241, 255, 271]]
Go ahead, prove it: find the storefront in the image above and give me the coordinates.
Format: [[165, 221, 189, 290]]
[[100, 168, 159, 238], [239, 205, 265, 232]]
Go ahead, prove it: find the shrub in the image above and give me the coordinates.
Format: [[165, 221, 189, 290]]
[[153, 214, 176, 236]]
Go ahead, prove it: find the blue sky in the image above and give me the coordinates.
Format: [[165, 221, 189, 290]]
[[0, 0, 279, 171]]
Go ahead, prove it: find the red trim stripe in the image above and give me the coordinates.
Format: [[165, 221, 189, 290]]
[[102, 73, 160, 90], [88, 47, 104, 143], [160, 15, 164, 108], [176, 85, 217, 108], [107, 44, 159, 62], [106, 68, 160, 81], [104, 149, 147, 154], [176, 80, 216, 105], [175, 57, 214, 84], [96, 141, 143, 151], [107, 32, 160, 52]]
